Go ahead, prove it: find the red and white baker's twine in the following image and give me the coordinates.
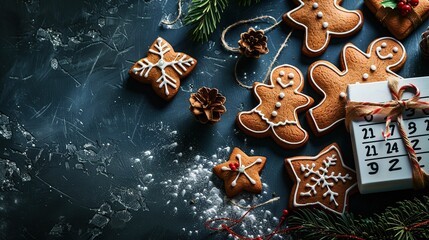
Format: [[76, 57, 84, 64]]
[[346, 78, 429, 189]]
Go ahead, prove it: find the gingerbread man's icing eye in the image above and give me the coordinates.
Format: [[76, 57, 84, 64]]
[[376, 42, 394, 60]]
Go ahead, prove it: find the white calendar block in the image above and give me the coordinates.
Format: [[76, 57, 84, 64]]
[[347, 77, 429, 194]]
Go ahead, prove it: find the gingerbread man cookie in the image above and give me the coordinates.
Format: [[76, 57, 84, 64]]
[[237, 65, 314, 149], [307, 37, 406, 136], [285, 143, 357, 214], [283, 0, 363, 57], [213, 147, 267, 198], [129, 37, 197, 101]]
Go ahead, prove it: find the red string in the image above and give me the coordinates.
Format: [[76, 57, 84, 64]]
[[204, 206, 304, 239], [407, 219, 429, 231]]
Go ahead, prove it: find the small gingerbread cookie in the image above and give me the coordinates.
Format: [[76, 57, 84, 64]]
[[285, 143, 357, 214], [129, 37, 197, 101], [307, 37, 406, 136], [237, 64, 313, 149], [213, 147, 266, 198], [282, 0, 363, 57]]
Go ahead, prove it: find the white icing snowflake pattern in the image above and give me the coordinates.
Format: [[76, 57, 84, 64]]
[[221, 153, 263, 187], [299, 154, 352, 206], [132, 38, 195, 96]]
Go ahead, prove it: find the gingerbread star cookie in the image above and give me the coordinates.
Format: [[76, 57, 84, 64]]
[[307, 37, 406, 136], [237, 64, 314, 149], [129, 37, 197, 101], [213, 147, 266, 198], [285, 143, 357, 214], [283, 0, 363, 57]]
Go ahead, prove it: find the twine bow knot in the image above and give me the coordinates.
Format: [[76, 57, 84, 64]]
[[346, 78, 429, 189]]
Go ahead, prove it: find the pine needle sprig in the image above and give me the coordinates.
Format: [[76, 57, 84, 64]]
[[289, 196, 429, 240], [184, 0, 229, 42], [183, 0, 261, 42]]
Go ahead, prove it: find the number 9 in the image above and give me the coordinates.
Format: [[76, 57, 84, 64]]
[[367, 162, 379, 175]]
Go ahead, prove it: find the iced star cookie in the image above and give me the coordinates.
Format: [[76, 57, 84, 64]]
[[282, 0, 363, 57], [213, 148, 267, 198], [237, 64, 314, 149], [285, 143, 357, 214], [307, 37, 406, 136], [129, 37, 197, 101]]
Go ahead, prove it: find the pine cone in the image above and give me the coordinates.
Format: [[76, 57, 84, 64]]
[[420, 27, 429, 58], [189, 87, 226, 124], [238, 28, 269, 58]]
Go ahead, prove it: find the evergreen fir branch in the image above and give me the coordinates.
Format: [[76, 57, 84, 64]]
[[237, 0, 261, 7], [289, 196, 429, 240], [184, 0, 228, 42]]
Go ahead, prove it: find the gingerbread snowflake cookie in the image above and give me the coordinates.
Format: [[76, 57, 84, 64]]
[[213, 147, 266, 198], [307, 37, 406, 136], [129, 37, 197, 101], [285, 143, 357, 214], [283, 0, 363, 57], [237, 65, 314, 149]]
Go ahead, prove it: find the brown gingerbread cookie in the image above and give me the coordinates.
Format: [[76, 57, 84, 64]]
[[236, 64, 314, 149], [213, 147, 266, 198], [285, 143, 357, 214], [282, 0, 363, 57], [307, 37, 406, 136], [129, 37, 197, 101]]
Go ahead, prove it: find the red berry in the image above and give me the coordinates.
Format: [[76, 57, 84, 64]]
[[229, 163, 234, 168], [397, 1, 405, 8], [408, 0, 419, 7], [400, 4, 411, 16], [234, 162, 239, 168], [283, 209, 289, 216]]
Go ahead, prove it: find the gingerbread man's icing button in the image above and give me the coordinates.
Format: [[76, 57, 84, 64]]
[[129, 37, 197, 101]]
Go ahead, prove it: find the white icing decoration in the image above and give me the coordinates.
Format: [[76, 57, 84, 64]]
[[381, 42, 387, 48], [287, 145, 357, 215], [370, 65, 377, 71], [307, 37, 406, 134], [132, 38, 195, 96], [277, 77, 294, 88], [285, 0, 363, 54], [393, 47, 398, 53], [275, 102, 282, 108], [237, 65, 312, 146], [313, 2, 319, 9], [221, 154, 263, 187], [298, 154, 352, 206], [362, 73, 369, 80], [271, 111, 278, 117], [339, 92, 346, 98], [279, 71, 285, 76], [317, 11, 323, 18], [376, 46, 393, 59], [322, 22, 329, 29]]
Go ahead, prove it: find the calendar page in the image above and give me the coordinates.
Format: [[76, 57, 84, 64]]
[[347, 77, 429, 194]]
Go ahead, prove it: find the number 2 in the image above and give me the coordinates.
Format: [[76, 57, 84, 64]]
[[411, 139, 421, 151], [388, 159, 402, 172], [367, 162, 378, 175]]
